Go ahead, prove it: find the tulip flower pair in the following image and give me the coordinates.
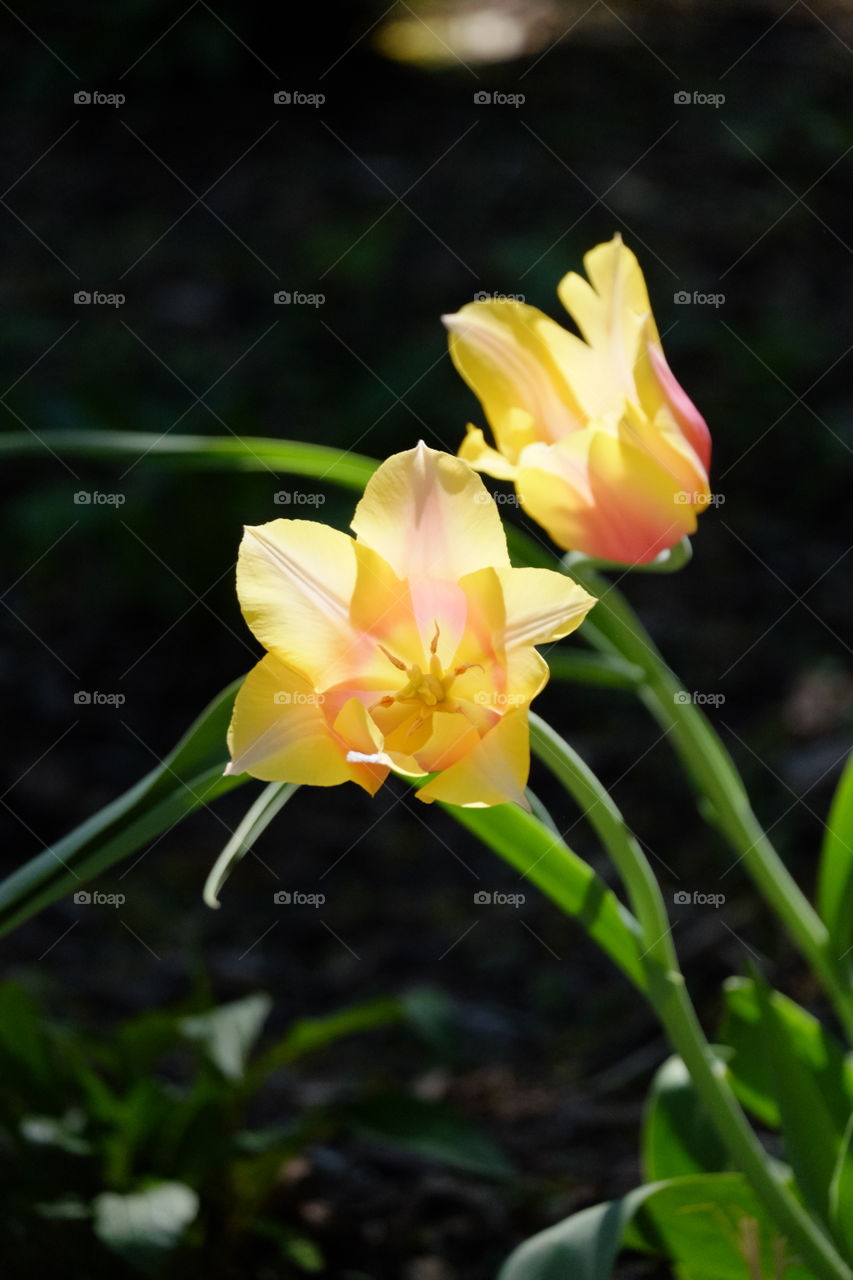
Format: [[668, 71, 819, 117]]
[[228, 236, 711, 806]]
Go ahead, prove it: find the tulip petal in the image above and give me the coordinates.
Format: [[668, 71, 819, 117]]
[[516, 423, 701, 564], [417, 709, 531, 808], [505, 646, 550, 707], [351, 441, 510, 582], [557, 234, 651, 379], [237, 520, 374, 689], [444, 302, 586, 451], [226, 655, 350, 786], [640, 336, 712, 472], [413, 710, 481, 775], [458, 424, 518, 480], [498, 567, 596, 648]]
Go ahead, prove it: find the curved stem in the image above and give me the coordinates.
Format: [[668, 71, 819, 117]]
[[529, 714, 852, 1280], [564, 562, 853, 1043]]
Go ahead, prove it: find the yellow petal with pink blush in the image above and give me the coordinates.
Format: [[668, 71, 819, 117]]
[[351, 441, 510, 582], [226, 654, 351, 786], [516, 417, 703, 565], [417, 710, 531, 808]]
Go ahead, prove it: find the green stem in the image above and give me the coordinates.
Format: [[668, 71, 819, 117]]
[[565, 561, 853, 1043], [530, 714, 852, 1280]]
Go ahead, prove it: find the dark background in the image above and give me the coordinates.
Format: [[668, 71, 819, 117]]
[[2, 1, 853, 1275]]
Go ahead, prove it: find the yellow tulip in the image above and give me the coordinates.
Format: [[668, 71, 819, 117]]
[[443, 235, 712, 564], [226, 444, 595, 807]]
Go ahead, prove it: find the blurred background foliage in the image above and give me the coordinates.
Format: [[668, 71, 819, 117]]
[[2, 0, 853, 1274]]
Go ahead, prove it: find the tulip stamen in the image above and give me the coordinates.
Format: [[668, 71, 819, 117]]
[[378, 643, 407, 672]]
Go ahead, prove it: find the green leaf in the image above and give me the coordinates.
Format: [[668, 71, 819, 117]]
[[250, 989, 452, 1083], [203, 781, 299, 908], [642, 1055, 730, 1181], [752, 974, 845, 1226], [445, 803, 645, 992], [829, 1112, 853, 1260], [180, 993, 272, 1081], [93, 1181, 199, 1274], [0, 429, 378, 491], [498, 1184, 660, 1280], [0, 680, 246, 938], [252, 1219, 325, 1272], [720, 977, 853, 1132], [545, 649, 643, 691], [347, 1092, 514, 1180], [0, 983, 66, 1112], [500, 1174, 812, 1280], [626, 1173, 813, 1280], [818, 751, 853, 965]]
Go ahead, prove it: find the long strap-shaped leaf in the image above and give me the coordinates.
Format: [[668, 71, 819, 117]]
[[0, 681, 247, 937], [0, 430, 378, 491], [0, 676, 644, 993], [446, 803, 645, 992]]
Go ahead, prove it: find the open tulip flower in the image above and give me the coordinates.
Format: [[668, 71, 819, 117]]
[[226, 444, 595, 807], [443, 235, 712, 564]]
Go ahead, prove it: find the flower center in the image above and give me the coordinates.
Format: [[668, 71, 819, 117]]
[[376, 624, 480, 717]]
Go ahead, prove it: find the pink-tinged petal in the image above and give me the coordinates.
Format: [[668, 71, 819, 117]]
[[237, 520, 373, 689], [351, 442, 510, 583], [408, 576, 469, 663], [516, 424, 703, 565], [642, 338, 712, 472], [226, 655, 351, 786], [417, 710, 531, 808]]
